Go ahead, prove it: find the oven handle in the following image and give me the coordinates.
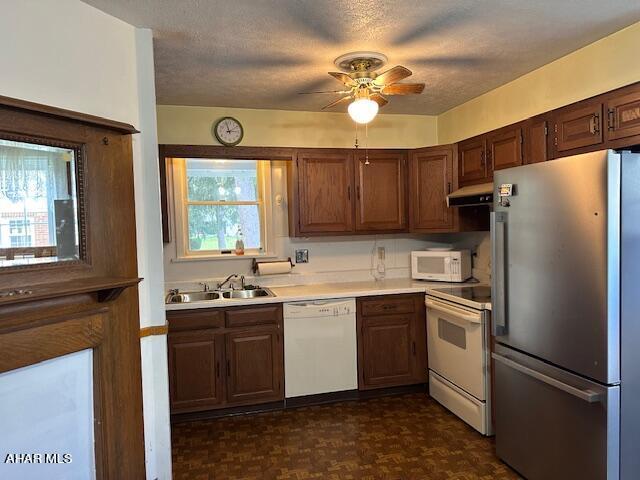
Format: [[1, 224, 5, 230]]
[[426, 299, 482, 324]]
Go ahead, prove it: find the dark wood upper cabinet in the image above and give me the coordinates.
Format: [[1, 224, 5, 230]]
[[225, 328, 283, 406], [295, 149, 354, 235], [606, 85, 640, 141], [553, 102, 604, 153], [409, 146, 455, 232], [525, 117, 549, 164], [168, 330, 224, 412], [487, 125, 523, 171], [354, 150, 407, 232], [458, 137, 489, 186]]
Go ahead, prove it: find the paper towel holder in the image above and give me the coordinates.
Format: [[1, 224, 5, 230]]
[[251, 257, 295, 274]]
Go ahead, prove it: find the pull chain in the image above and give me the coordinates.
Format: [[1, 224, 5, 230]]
[[354, 122, 359, 150], [364, 123, 370, 165]]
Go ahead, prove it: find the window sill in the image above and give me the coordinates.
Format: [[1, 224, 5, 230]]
[[171, 252, 278, 263]]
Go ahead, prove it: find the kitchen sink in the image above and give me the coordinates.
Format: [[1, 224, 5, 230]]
[[222, 288, 275, 299], [166, 288, 275, 304], [166, 291, 222, 303]]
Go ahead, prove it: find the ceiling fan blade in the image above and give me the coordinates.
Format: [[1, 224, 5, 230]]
[[328, 72, 357, 86], [298, 90, 351, 95], [373, 66, 412, 86], [370, 94, 389, 108], [381, 83, 425, 95], [321, 96, 352, 110]]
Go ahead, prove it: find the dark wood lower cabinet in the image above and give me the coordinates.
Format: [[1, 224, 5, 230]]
[[168, 330, 224, 412], [226, 328, 283, 406], [357, 294, 427, 391], [167, 304, 284, 415]]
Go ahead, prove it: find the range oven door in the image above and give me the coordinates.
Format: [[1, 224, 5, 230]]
[[493, 343, 619, 480], [426, 297, 487, 400]]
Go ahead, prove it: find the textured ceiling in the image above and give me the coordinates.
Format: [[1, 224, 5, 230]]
[[83, 0, 640, 115]]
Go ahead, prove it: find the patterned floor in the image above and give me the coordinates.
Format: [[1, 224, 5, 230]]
[[172, 393, 519, 480]]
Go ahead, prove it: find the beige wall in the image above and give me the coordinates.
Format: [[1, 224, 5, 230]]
[[438, 21, 640, 144], [157, 105, 438, 148]]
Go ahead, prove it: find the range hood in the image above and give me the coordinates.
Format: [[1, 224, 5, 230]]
[[447, 182, 494, 207]]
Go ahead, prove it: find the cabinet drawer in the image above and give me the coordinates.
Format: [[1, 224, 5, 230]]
[[167, 309, 224, 332], [360, 296, 415, 316], [225, 304, 281, 328]]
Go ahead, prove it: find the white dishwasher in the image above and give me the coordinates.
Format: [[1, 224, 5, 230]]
[[283, 298, 358, 398]]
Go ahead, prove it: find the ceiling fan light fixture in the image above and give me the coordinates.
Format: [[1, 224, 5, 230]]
[[348, 98, 378, 124]]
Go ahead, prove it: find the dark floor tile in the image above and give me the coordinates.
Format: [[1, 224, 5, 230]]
[[172, 393, 519, 480]]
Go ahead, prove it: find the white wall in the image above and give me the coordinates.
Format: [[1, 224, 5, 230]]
[[1, 1, 170, 478]]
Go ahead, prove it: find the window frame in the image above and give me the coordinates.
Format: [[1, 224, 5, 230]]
[[171, 157, 274, 260]]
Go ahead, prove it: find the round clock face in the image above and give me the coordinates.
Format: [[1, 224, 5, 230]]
[[213, 117, 243, 146]]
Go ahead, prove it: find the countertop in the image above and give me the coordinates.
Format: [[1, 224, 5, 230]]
[[165, 278, 486, 311]]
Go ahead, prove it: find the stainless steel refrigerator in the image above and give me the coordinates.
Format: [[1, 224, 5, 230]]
[[491, 150, 640, 480]]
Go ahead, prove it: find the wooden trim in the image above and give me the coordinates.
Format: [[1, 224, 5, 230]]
[[140, 323, 169, 338], [0, 312, 105, 373], [159, 144, 296, 161], [0, 95, 138, 134], [0, 276, 141, 307]]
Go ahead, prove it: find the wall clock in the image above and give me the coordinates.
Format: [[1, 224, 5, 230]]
[[213, 117, 244, 146]]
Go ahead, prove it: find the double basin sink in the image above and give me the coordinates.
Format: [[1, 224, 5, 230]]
[[166, 288, 275, 304]]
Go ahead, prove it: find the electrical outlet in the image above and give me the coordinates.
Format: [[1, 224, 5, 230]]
[[295, 249, 309, 263], [377, 246, 385, 260]]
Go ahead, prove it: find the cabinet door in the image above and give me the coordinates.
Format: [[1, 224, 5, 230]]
[[225, 328, 283, 406], [487, 126, 523, 171], [606, 88, 640, 141], [526, 118, 549, 164], [168, 330, 224, 413], [296, 150, 354, 234], [354, 151, 407, 231], [409, 147, 455, 232], [554, 103, 603, 153], [458, 138, 488, 186], [359, 314, 417, 390]]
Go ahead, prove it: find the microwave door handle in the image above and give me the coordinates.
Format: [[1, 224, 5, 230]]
[[491, 211, 508, 336], [426, 299, 482, 324]]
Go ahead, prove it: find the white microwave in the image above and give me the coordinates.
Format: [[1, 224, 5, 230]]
[[411, 250, 472, 282]]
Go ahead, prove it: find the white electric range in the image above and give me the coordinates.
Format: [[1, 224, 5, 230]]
[[425, 285, 492, 435]]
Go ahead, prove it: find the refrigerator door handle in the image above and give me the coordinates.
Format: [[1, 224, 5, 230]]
[[491, 211, 508, 336], [492, 353, 603, 404]]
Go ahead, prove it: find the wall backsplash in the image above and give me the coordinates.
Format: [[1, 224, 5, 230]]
[[163, 161, 491, 290]]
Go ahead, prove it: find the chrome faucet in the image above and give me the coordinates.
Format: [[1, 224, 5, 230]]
[[198, 282, 210, 292], [239, 275, 245, 290], [217, 274, 239, 290]]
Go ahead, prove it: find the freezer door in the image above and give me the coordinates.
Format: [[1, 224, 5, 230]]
[[493, 344, 619, 480], [493, 150, 620, 384]]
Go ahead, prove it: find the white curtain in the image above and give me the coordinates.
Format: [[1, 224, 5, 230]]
[[0, 141, 69, 203]]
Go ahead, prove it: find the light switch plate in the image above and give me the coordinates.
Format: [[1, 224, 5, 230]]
[[295, 249, 309, 263]]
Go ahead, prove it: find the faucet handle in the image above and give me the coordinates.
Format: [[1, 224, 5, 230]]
[[198, 282, 210, 292]]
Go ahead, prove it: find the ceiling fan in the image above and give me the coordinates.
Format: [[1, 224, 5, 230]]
[[300, 52, 425, 123]]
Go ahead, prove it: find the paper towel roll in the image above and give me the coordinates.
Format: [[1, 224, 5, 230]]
[[257, 261, 292, 275]]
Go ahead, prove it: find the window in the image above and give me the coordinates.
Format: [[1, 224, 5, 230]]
[[172, 158, 272, 259]]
